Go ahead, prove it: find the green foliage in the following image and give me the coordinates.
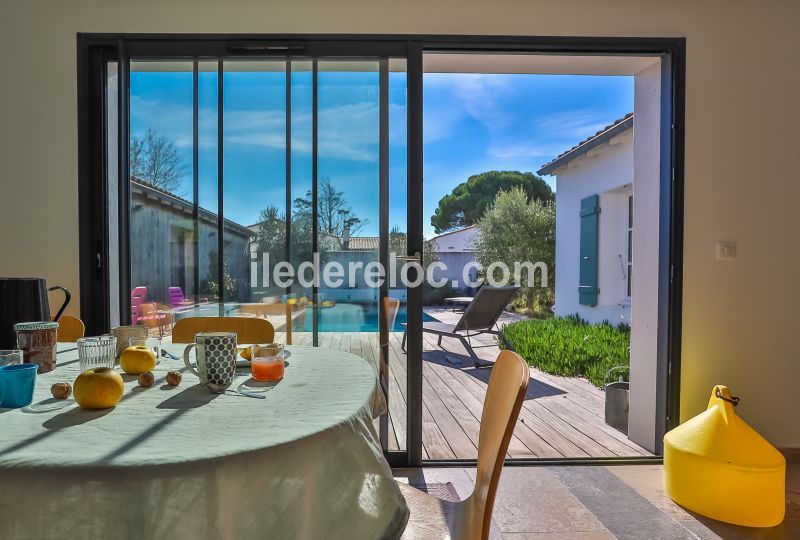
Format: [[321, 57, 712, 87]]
[[501, 315, 630, 388], [473, 187, 555, 312], [431, 171, 553, 233], [202, 254, 240, 301]]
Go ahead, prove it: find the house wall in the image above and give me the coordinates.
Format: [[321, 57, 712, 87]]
[[553, 133, 633, 324], [431, 227, 479, 293], [129, 191, 251, 306], [1, 0, 800, 447], [430, 227, 478, 253]]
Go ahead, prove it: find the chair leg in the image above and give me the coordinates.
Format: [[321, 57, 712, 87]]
[[461, 335, 493, 368], [437, 335, 443, 347], [401, 331, 407, 352]]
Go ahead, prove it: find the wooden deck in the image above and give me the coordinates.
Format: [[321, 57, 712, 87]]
[[161, 308, 651, 460], [273, 313, 651, 460]]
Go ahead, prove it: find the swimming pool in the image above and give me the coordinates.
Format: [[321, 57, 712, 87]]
[[294, 304, 438, 333]]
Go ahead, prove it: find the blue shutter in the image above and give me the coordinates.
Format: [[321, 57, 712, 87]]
[[579, 194, 600, 306]]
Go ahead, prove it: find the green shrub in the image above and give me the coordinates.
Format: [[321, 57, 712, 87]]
[[500, 315, 630, 387]]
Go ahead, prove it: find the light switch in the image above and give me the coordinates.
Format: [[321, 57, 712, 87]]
[[716, 241, 736, 260]]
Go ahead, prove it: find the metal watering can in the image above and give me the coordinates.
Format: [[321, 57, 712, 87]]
[[0, 277, 71, 349], [604, 366, 629, 431]]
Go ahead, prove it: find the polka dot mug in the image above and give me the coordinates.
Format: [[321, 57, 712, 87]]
[[183, 332, 237, 387]]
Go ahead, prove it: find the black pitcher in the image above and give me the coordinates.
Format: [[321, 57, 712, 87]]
[[0, 278, 71, 349]]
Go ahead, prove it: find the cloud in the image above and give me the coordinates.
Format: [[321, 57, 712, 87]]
[[487, 141, 573, 160], [131, 96, 381, 162], [533, 109, 612, 141]]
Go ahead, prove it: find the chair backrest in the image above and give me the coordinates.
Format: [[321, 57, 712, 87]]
[[171, 317, 275, 344], [382, 297, 400, 343], [131, 286, 148, 321], [462, 350, 529, 540], [54, 315, 85, 342], [131, 286, 147, 303], [168, 287, 185, 307], [454, 285, 519, 332]]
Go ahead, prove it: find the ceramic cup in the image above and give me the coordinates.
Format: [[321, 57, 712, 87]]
[[0, 363, 38, 408], [183, 332, 237, 387]]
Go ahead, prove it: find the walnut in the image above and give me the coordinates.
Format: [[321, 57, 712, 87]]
[[166, 370, 182, 386], [138, 372, 155, 388], [50, 382, 72, 400]]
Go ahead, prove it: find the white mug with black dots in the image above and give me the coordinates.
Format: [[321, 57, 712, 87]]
[[183, 332, 237, 387]]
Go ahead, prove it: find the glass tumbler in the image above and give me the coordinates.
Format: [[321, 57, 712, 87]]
[[77, 336, 117, 371], [250, 343, 285, 382], [0, 350, 23, 367], [128, 337, 162, 364]]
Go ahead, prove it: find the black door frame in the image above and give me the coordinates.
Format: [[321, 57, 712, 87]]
[[77, 33, 685, 468]]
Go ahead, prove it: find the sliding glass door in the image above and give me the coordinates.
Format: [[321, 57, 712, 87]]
[[122, 45, 416, 460]]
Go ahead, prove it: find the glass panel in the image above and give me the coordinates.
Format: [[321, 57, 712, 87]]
[[388, 58, 408, 452], [289, 61, 314, 345], [222, 60, 287, 320], [129, 60, 195, 335], [316, 59, 380, 331], [195, 60, 220, 318], [107, 61, 120, 328]]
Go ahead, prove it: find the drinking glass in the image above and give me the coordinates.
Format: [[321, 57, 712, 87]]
[[77, 336, 117, 371], [128, 337, 162, 363], [0, 350, 23, 367], [250, 343, 285, 382]]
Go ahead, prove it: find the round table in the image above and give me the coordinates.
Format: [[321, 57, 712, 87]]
[[0, 344, 408, 540]]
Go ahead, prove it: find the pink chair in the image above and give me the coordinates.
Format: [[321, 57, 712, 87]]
[[168, 287, 207, 308], [131, 286, 148, 323]]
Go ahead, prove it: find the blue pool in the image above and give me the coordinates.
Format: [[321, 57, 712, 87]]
[[295, 304, 438, 333]]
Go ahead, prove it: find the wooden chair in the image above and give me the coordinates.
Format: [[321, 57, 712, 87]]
[[55, 315, 85, 342], [171, 317, 275, 344], [399, 350, 530, 540]]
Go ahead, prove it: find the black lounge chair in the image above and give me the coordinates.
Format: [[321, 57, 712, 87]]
[[401, 285, 520, 368]]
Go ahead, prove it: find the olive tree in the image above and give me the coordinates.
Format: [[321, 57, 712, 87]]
[[473, 187, 555, 312]]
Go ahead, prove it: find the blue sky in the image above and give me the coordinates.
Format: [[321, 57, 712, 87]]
[[130, 67, 632, 238]]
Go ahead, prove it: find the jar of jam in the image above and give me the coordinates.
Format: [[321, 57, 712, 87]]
[[14, 321, 59, 373]]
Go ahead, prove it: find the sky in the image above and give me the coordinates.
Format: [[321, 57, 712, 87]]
[[130, 64, 633, 239]]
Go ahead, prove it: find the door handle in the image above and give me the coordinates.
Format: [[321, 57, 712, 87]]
[[396, 252, 421, 262]]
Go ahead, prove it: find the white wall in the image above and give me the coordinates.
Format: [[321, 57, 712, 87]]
[[430, 226, 478, 253], [629, 60, 663, 451], [1, 0, 800, 447], [553, 133, 633, 324]]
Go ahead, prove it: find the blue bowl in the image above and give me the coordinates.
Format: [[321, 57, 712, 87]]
[[0, 363, 38, 408]]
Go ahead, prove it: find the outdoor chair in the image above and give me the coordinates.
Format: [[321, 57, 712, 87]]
[[398, 350, 530, 539], [131, 286, 147, 323], [402, 285, 519, 368], [168, 286, 208, 308]]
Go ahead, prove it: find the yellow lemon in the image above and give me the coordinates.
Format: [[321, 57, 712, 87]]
[[73, 367, 125, 409], [119, 345, 157, 375]]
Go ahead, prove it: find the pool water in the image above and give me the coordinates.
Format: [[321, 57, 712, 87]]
[[295, 305, 438, 333]]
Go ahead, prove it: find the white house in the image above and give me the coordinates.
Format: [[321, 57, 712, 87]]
[[538, 113, 634, 325], [429, 225, 479, 292]]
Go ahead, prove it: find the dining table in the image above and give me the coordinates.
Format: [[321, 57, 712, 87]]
[[0, 343, 409, 540]]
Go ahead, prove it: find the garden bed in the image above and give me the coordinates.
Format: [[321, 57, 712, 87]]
[[500, 315, 630, 388]]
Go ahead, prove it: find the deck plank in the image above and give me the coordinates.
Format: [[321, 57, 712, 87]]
[[290, 320, 651, 460]]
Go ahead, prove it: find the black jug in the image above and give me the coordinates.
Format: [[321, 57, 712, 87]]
[[0, 277, 71, 349]]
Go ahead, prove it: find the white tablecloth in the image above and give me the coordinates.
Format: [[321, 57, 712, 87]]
[[0, 344, 408, 540]]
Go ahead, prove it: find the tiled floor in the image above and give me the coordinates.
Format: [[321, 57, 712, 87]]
[[394, 460, 800, 539]]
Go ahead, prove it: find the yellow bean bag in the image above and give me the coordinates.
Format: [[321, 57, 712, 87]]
[[664, 385, 785, 527]]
